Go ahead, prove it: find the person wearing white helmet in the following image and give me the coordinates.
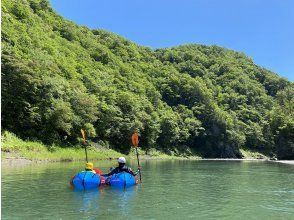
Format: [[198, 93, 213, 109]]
[[118, 157, 126, 164], [103, 157, 139, 177]]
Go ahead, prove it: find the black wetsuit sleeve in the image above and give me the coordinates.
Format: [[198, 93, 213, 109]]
[[127, 167, 136, 176], [105, 167, 118, 176]]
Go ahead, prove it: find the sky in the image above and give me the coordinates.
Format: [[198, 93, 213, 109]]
[[50, 0, 294, 81]]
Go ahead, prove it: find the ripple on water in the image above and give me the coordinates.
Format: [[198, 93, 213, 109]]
[[1, 160, 294, 220]]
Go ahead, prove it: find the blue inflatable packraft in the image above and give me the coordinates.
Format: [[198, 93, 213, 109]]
[[107, 172, 136, 188], [71, 171, 101, 190]]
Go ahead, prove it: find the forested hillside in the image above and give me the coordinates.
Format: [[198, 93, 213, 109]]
[[2, 0, 293, 159]]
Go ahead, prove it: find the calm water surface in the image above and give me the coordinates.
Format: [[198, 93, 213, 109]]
[[2, 160, 294, 219]]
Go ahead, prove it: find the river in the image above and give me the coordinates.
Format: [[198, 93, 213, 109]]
[[1, 160, 294, 219]]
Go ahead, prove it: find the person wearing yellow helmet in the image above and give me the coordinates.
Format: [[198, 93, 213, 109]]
[[85, 162, 96, 173]]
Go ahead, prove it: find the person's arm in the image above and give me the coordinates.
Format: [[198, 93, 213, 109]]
[[102, 167, 117, 177], [127, 167, 137, 176], [134, 166, 141, 176]]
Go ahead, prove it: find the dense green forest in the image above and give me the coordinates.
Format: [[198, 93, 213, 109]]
[[2, 0, 293, 159]]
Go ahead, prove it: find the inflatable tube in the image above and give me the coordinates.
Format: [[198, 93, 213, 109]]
[[71, 171, 101, 190], [106, 172, 137, 188]]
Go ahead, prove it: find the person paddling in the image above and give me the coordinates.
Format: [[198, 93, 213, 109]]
[[103, 157, 140, 177]]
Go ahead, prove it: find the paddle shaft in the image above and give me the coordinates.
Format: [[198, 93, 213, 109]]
[[81, 129, 88, 163], [135, 147, 142, 182], [84, 144, 88, 163]]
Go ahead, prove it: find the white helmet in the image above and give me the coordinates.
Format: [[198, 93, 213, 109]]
[[118, 157, 126, 164]]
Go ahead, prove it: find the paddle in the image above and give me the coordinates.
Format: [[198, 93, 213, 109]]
[[80, 129, 88, 163], [131, 132, 142, 182]]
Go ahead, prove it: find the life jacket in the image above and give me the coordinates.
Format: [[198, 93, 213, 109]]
[[94, 168, 105, 184]]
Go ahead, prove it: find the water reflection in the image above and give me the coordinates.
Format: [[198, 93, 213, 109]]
[[72, 189, 100, 214], [70, 185, 138, 219], [107, 186, 137, 208]]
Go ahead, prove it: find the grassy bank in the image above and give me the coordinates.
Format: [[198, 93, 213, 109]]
[[240, 149, 269, 160], [1, 131, 182, 162], [1, 131, 124, 162], [1, 131, 268, 162]]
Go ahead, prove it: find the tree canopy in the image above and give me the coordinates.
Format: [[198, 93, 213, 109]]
[[2, 0, 293, 159]]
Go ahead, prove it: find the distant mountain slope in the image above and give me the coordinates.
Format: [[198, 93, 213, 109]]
[[2, 0, 293, 159]]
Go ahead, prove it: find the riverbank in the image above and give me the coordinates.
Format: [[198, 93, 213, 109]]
[[274, 160, 294, 165], [0, 150, 189, 167], [2, 155, 293, 168], [1, 131, 183, 166], [1, 149, 181, 167], [2, 131, 293, 166], [2, 144, 269, 167]]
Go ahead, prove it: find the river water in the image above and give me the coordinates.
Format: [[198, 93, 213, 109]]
[[1, 160, 294, 219]]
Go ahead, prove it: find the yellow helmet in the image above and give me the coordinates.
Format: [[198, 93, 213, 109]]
[[85, 162, 94, 170]]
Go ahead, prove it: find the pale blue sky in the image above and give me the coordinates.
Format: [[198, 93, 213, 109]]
[[50, 0, 294, 81]]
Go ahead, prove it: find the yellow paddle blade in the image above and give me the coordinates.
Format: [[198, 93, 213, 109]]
[[81, 129, 86, 143]]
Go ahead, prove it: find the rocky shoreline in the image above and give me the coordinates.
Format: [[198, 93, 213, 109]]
[[274, 160, 294, 165]]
